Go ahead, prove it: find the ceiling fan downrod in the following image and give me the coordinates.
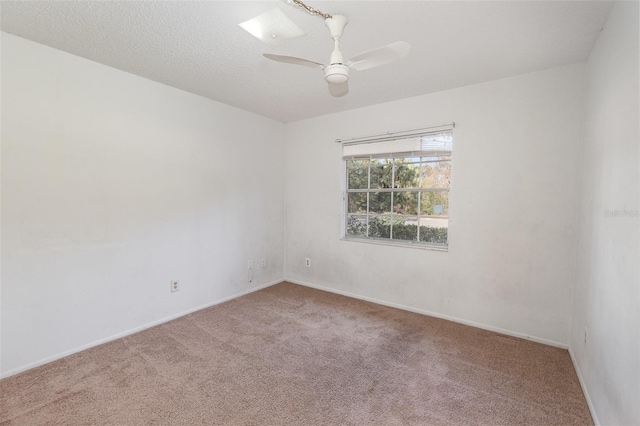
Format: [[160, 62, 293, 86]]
[[324, 22, 349, 84]]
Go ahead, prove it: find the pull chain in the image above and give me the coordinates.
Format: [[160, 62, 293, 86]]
[[287, 0, 332, 20]]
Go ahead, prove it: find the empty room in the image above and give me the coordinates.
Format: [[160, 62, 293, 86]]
[[1, 1, 638, 425]]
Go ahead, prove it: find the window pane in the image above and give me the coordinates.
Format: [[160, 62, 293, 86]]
[[420, 157, 452, 188], [394, 160, 420, 189], [391, 216, 418, 241], [369, 191, 391, 239], [346, 215, 367, 237], [393, 191, 419, 215], [370, 161, 393, 189], [347, 163, 369, 189], [347, 192, 367, 214], [420, 191, 449, 216], [369, 192, 391, 214]]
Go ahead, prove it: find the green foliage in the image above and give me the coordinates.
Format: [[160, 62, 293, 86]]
[[346, 216, 367, 236], [347, 160, 369, 190], [421, 191, 449, 215], [418, 226, 448, 244], [347, 215, 448, 245], [373, 212, 406, 226]]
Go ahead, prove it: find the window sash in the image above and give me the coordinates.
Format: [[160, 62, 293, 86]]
[[346, 157, 452, 191]]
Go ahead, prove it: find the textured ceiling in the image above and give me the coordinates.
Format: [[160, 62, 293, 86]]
[[0, 1, 613, 123]]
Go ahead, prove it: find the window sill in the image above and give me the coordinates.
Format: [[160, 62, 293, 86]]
[[340, 236, 448, 252]]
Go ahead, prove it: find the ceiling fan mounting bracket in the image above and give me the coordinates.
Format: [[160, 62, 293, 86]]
[[324, 15, 348, 40]]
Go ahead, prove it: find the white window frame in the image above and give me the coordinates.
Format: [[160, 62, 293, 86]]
[[339, 124, 454, 251]]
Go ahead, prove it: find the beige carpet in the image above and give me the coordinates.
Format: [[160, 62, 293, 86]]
[[1, 282, 592, 425]]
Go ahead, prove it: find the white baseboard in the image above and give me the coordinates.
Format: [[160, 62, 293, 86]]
[[569, 346, 600, 425], [1, 279, 282, 379], [286, 278, 568, 349]]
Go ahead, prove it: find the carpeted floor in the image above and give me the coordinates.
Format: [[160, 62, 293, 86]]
[[1, 282, 592, 425]]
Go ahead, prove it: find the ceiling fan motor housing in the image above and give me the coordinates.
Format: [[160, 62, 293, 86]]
[[324, 64, 349, 84]]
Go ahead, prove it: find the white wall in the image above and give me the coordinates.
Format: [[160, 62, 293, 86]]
[[0, 33, 285, 376], [570, 2, 639, 425], [284, 63, 585, 346]]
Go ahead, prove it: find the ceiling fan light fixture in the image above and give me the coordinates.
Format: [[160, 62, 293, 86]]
[[324, 64, 349, 84], [239, 8, 305, 45]]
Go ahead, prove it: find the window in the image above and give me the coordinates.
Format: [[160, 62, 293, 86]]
[[343, 125, 453, 249]]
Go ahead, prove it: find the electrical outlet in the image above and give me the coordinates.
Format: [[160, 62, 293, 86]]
[[248, 260, 253, 270], [171, 280, 179, 293], [261, 258, 266, 268], [305, 257, 311, 268], [584, 327, 589, 346]]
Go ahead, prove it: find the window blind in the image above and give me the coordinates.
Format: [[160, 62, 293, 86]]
[[341, 125, 454, 160]]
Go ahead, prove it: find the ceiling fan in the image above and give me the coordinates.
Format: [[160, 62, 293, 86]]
[[263, 15, 410, 97]]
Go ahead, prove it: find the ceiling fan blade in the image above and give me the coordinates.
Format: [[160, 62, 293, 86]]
[[346, 41, 411, 71], [263, 54, 325, 69], [328, 81, 349, 97]]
